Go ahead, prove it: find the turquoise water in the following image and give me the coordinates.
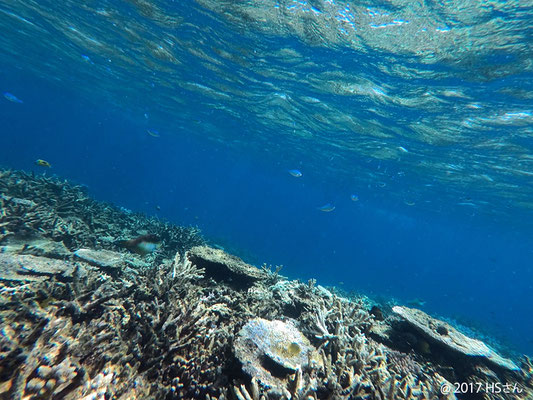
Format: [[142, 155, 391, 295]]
[[1, 1, 532, 356]]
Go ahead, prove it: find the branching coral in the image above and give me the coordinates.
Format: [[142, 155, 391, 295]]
[[0, 169, 532, 400], [260, 263, 285, 285], [0, 169, 205, 259], [171, 251, 205, 282]]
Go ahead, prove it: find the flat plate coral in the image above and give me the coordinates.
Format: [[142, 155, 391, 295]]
[[393, 306, 519, 371], [234, 318, 321, 395]]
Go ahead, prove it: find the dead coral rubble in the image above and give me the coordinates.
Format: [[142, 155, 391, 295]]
[[0, 169, 205, 260], [0, 245, 452, 400], [0, 253, 77, 282], [0, 170, 532, 400], [0, 244, 532, 400], [2, 244, 530, 400], [371, 306, 531, 400]]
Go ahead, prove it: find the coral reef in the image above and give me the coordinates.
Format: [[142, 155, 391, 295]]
[[0, 235, 71, 259], [392, 305, 519, 371], [0, 169, 205, 260], [233, 318, 322, 397], [187, 246, 269, 289], [74, 248, 149, 272], [0, 169, 532, 400], [0, 253, 79, 282]]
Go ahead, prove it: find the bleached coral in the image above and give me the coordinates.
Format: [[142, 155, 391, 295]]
[[0, 171, 531, 400], [171, 251, 205, 281], [233, 318, 322, 397]]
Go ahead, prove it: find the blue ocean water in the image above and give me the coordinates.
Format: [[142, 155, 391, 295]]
[[1, 0, 532, 357]]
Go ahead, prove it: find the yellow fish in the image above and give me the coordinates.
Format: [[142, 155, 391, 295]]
[[35, 159, 51, 168]]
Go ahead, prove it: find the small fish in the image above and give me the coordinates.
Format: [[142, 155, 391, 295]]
[[35, 159, 51, 168], [147, 129, 160, 138], [397, 146, 409, 153], [288, 169, 302, 177], [118, 234, 160, 256], [350, 194, 359, 202], [3, 92, 23, 103], [407, 298, 426, 308], [81, 54, 93, 64], [317, 203, 335, 212]]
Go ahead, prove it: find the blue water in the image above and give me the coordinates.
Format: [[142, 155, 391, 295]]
[[1, 1, 532, 357]]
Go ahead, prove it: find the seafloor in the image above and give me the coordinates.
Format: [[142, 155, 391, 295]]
[[0, 169, 531, 400]]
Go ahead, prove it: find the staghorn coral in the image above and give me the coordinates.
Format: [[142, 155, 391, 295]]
[[170, 251, 205, 282], [0, 267, 141, 398], [0, 255, 233, 399], [1, 241, 531, 399], [1, 169, 532, 400], [260, 263, 285, 286], [0, 169, 205, 260], [385, 349, 423, 378]]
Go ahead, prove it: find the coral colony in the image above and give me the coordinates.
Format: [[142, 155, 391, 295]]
[[0, 168, 532, 399]]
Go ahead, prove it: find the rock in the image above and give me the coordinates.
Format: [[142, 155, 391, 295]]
[[0, 253, 77, 282], [0, 236, 71, 259], [233, 318, 322, 394], [0, 194, 36, 207], [74, 248, 149, 275], [316, 285, 333, 299], [369, 320, 393, 343], [484, 350, 520, 372], [186, 246, 267, 289], [392, 306, 519, 371], [74, 248, 125, 270]]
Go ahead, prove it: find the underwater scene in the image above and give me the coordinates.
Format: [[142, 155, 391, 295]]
[[1, 0, 532, 399]]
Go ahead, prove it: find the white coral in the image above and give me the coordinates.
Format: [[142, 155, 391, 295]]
[[171, 251, 204, 281]]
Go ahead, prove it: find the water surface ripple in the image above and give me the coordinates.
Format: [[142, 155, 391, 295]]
[[1, 0, 532, 222]]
